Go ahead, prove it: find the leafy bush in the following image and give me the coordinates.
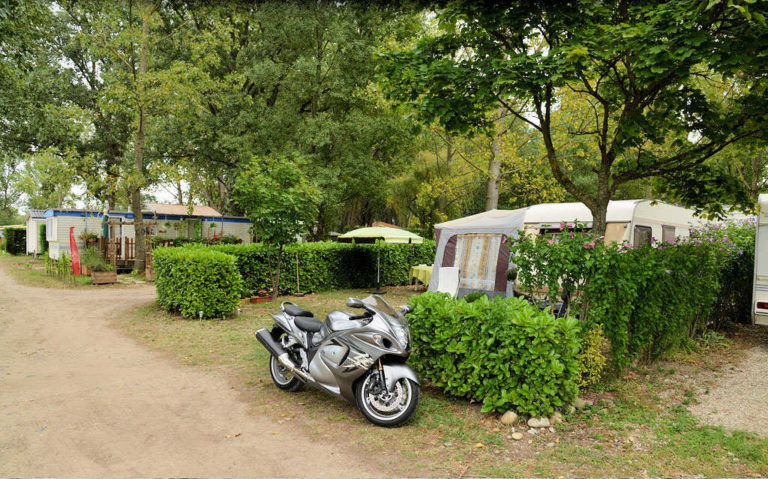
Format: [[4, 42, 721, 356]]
[[152, 234, 243, 247], [80, 246, 113, 272], [154, 247, 243, 319], [3, 227, 26, 255], [509, 219, 755, 371], [39, 224, 48, 255], [407, 292, 580, 416], [577, 323, 608, 388], [205, 240, 436, 297]]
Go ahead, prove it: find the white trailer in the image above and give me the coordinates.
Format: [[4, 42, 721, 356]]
[[752, 194, 768, 325]]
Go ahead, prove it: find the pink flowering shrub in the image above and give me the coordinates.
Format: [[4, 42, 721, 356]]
[[508, 219, 755, 371]]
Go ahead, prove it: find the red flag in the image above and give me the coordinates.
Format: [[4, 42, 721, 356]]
[[69, 226, 82, 275]]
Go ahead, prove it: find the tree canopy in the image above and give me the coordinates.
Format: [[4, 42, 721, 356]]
[[381, 0, 768, 232]]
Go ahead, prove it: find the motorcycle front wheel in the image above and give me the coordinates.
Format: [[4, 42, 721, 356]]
[[269, 355, 304, 392], [355, 371, 420, 427]]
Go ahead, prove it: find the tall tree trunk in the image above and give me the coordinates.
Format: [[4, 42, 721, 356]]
[[175, 180, 184, 204], [131, 2, 151, 274], [439, 141, 453, 213], [485, 140, 501, 210]]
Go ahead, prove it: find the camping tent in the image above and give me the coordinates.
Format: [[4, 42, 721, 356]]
[[429, 199, 697, 297], [337, 226, 424, 244]]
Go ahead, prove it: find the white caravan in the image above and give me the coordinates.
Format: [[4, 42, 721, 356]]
[[752, 194, 768, 325]]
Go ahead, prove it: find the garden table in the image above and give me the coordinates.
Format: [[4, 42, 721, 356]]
[[409, 264, 433, 290]]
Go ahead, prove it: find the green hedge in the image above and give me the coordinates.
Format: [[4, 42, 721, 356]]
[[510, 219, 755, 372], [3, 227, 26, 255], [39, 224, 48, 255], [154, 247, 243, 319], [204, 240, 435, 296], [407, 292, 580, 416]]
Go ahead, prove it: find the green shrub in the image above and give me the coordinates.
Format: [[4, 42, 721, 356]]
[[3, 227, 26, 255], [204, 240, 436, 297], [509, 219, 755, 372], [154, 247, 243, 319], [407, 292, 580, 416], [80, 246, 113, 272], [577, 323, 608, 388], [39, 224, 48, 255]]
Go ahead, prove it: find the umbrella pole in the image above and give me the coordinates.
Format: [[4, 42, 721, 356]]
[[370, 247, 386, 295]]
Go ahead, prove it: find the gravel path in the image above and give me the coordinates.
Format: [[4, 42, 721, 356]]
[[690, 344, 768, 437], [0, 266, 377, 478]]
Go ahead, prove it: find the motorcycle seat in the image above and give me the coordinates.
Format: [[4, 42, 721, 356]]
[[294, 316, 323, 333], [283, 303, 314, 318]]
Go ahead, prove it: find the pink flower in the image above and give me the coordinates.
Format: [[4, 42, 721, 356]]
[[547, 239, 555, 244]]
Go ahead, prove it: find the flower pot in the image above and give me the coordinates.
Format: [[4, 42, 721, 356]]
[[91, 271, 117, 285], [250, 295, 272, 304]]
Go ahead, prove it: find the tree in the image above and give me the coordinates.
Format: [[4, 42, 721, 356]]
[[0, 154, 22, 225], [16, 148, 76, 209], [381, 0, 768, 234], [233, 155, 320, 299]]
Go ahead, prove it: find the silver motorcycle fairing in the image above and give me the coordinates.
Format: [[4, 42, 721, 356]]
[[272, 312, 311, 349], [381, 363, 420, 392]]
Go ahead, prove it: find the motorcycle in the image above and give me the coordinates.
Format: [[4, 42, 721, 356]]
[[254, 295, 420, 427]]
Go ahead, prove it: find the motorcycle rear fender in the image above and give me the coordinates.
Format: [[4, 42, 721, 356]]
[[381, 362, 420, 393]]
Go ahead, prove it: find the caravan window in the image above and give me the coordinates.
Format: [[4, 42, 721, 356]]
[[633, 225, 652, 247], [46, 218, 55, 241], [662, 225, 676, 243]]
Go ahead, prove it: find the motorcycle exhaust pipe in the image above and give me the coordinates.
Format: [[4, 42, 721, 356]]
[[254, 329, 312, 382]]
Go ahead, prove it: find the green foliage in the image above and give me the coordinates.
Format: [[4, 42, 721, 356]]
[[381, 1, 768, 226], [153, 247, 243, 319], [509, 219, 755, 371], [3, 226, 26, 255], [80, 246, 113, 272], [577, 323, 608, 389], [206, 240, 436, 297], [407, 292, 580, 416], [151, 235, 242, 247], [39, 223, 48, 255]]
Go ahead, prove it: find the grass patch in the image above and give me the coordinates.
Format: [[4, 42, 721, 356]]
[[0, 253, 92, 288], [118, 287, 768, 478]]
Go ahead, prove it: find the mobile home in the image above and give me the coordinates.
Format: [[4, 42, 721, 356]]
[[429, 199, 698, 298], [44, 204, 252, 261], [752, 194, 768, 325], [25, 209, 47, 255]]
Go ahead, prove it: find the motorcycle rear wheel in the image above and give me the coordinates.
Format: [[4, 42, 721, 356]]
[[269, 355, 304, 392], [355, 372, 419, 427]]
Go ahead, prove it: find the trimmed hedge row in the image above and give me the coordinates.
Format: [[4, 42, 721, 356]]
[[205, 240, 436, 296], [407, 292, 580, 416], [154, 247, 243, 319], [3, 227, 26, 255]]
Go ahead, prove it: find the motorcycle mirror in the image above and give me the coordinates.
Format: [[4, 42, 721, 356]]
[[346, 297, 365, 309]]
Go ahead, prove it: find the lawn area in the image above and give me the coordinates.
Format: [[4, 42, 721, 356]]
[[0, 253, 92, 288], [120, 288, 768, 478], [0, 252, 147, 289]]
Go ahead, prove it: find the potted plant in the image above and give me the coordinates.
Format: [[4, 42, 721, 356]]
[[80, 232, 99, 246], [251, 289, 273, 304], [81, 247, 117, 284]]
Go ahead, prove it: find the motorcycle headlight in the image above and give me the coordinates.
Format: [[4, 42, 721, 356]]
[[393, 325, 408, 349]]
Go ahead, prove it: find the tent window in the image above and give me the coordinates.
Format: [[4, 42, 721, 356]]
[[633, 225, 652, 248], [455, 234, 503, 291], [662, 225, 676, 243]]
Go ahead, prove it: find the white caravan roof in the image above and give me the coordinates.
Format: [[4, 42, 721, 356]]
[[435, 199, 692, 231]]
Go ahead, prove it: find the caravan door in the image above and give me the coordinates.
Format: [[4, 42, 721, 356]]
[[753, 194, 768, 325]]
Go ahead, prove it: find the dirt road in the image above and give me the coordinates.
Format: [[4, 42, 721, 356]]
[[0, 267, 377, 478]]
